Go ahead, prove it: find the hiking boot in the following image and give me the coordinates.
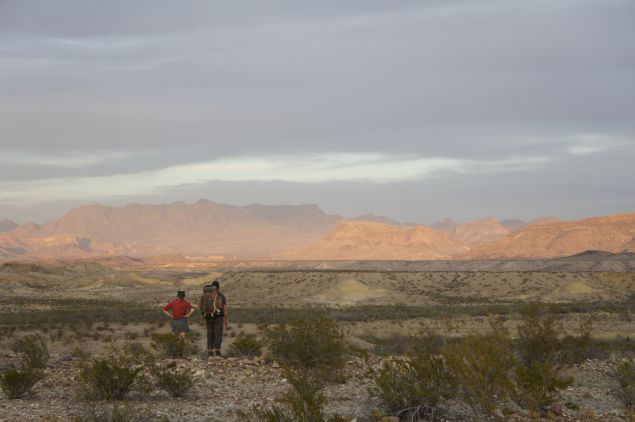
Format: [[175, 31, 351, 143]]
[[215, 350, 223, 358], [207, 350, 215, 357]]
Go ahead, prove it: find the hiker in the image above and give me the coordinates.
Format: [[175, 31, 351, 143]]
[[162, 289, 195, 338], [200, 280, 229, 357]]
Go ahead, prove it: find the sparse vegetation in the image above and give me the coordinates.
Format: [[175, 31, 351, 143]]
[[78, 348, 148, 400], [372, 351, 456, 421], [13, 333, 50, 369], [266, 312, 348, 384], [0, 365, 42, 399], [152, 364, 194, 397], [228, 334, 263, 359], [150, 332, 195, 358], [443, 333, 517, 417], [615, 360, 635, 410], [239, 370, 346, 422]]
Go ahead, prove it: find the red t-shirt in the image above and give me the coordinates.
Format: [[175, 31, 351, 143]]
[[163, 299, 192, 320]]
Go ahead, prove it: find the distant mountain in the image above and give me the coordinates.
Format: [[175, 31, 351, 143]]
[[465, 213, 635, 259], [428, 218, 457, 232], [279, 221, 469, 260], [500, 219, 526, 230], [2, 201, 634, 262], [5, 200, 343, 259], [450, 217, 512, 246], [354, 213, 414, 226], [0, 219, 18, 232]]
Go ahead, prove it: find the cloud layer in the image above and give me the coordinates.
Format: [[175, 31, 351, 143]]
[[0, 0, 634, 222]]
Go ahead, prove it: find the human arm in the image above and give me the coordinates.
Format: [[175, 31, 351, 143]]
[[223, 303, 229, 327], [162, 302, 173, 319]]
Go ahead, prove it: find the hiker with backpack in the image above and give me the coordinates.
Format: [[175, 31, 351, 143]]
[[162, 289, 195, 338], [200, 280, 228, 357]]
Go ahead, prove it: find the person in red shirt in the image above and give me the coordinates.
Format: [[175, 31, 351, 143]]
[[162, 289, 195, 338]]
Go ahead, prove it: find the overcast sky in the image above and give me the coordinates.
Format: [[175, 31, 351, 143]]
[[0, 0, 634, 224]]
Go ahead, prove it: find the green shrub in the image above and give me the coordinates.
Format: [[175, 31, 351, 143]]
[[13, 333, 50, 369], [239, 370, 346, 422], [443, 333, 516, 417], [150, 333, 194, 358], [152, 365, 194, 397], [265, 312, 347, 384], [0, 365, 42, 399], [516, 303, 562, 366], [514, 360, 573, 414], [372, 352, 456, 421], [228, 334, 263, 359], [79, 351, 147, 400], [615, 361, 635, 410]]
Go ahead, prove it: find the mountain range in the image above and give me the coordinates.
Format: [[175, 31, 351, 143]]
[[1, 200, 634, 261]]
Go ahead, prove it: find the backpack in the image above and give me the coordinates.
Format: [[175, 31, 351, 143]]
[[200, 288, 224, 319]]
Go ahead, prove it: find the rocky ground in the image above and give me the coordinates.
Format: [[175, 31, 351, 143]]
[[0, 350, 632, 422]]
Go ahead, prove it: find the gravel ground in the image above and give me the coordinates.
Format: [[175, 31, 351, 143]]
[[0, 353, 632, 421]]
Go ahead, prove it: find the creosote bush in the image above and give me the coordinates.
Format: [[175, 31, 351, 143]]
[[152, 364, 194, 397], [0, 365, 42, 399], [265, 311, 347, 384], [239, 370, 346, 422], [150, 333, 195, 358], [372, 351, 456, 421], [78, 347, 148, 400], [13, 333, 50, 369], [228, 334, 263, 359], [443, 332, 517, 418], [615, 360, 635, 411]]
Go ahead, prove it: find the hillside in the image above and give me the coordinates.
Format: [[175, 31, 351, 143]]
[[466, 213, 635, 259], [4, 201, 343, 259], [280, 220, 469, 260]]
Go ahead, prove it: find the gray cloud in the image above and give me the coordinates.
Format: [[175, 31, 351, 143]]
[[0, 0, 634, 223]]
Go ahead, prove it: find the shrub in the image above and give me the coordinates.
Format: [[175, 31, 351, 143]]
[[72, 403, 147, 422], [514, 360, 573, 414], [228, 334, 263, 359], [372, 352, 456, 421], [79, 351, 147, 400], [150, 333, 194, 358], [152, 365, 194, 397], [265, 312, 347, 383], [516, 303, 562, 366], [239, 370, 346, 422], [615, 361, 635, 410], [13, 333, 50, 369], [0, 365, 42, 399], [443, 333, 516, 417]]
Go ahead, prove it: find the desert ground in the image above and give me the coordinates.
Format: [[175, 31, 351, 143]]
[[1, 256, 635, 421]]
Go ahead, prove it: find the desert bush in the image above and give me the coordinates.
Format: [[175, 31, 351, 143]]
[[238, 370, 346, 422], [78, 350, 147, 400], [560, 315, 593, 364], [513, 304, 576, 413], [13, 333, 50, 369], [372, 351, 456, 421], [0, 365, 42, 399], [228, 334, 263, 359], [72, 403, 148, 422], [265, 312, 347, 382], [152, 364, 194, 397], [514, 360, 573, 414], [516, 303, 562, 366], [150, 333, 194, 358], [443, 333, 516, 418], [615, 360, 635, 410]]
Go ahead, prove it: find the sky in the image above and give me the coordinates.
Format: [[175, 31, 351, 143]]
[[0, 0, 634, 224]]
